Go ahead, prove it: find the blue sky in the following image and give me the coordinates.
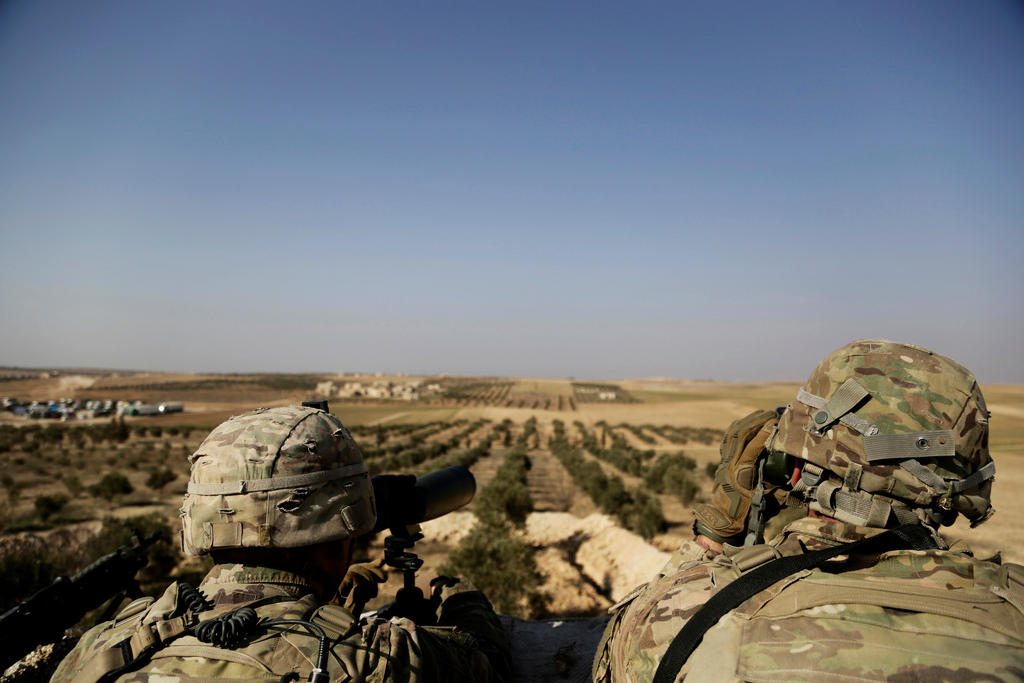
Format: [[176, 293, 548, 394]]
[[1, 1, 1022, 382]]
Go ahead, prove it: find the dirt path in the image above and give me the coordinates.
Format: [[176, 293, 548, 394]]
[[465, 446, 506, 502], [526, 447, 597, 517]]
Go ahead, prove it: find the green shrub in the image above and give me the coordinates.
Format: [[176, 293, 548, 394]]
[[33, 494, 69, 520], [0, 425, 28, 453], [0, 514, 179, 612], [39, 425, 67, 444], [440, 524, 545, 618], [476, 447, 534, 527], [644, 453, 699, 505], [626, 491, 665, 538], [68, 429, 86, 450], [62, 474, 84, 496], [0, 529, 82, 610], [145, 468, 177, 491], [88, 472, 134, 500]]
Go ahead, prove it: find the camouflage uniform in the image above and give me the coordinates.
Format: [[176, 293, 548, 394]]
[[51, 563, 506, 682], [595, 341, 1024, 682], [594, 518, 1024, 682], [50, 406, 508, 682]]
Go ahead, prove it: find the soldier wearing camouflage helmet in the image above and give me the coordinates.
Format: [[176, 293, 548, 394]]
[[594, 340, 1024, 682], [51, 405, 509, 683]]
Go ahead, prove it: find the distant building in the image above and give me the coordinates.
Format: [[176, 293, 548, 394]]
[[330, 379, 423, 400]]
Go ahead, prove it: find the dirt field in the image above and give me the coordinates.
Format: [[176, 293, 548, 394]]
[[2, 370, 1022, 611]]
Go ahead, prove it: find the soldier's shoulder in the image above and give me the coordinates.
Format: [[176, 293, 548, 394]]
[[50, 587, 173, 683]]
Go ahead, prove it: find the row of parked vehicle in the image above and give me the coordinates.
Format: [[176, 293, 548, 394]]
[[1, 398, 184, 420]]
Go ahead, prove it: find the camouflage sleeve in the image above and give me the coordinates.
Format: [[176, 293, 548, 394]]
[[592, 562, 719, 683], [433, 584, 510, 681], [591, 592, 632, 683], [349, 581, 508, 683], [411, 621, 505, 683], [592, 541, 714, 683], [48, 621, 113, 683]]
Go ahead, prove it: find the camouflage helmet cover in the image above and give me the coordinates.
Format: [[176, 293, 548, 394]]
[[180, 406, 376, 555], [771, 340, 994, 526]]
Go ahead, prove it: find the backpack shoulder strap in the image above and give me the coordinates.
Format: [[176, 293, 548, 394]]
[[651, 524, 937, 683]]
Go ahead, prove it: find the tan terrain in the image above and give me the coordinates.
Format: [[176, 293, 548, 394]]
[[1, 371, 1021, 681]]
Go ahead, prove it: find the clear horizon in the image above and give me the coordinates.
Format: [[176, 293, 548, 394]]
[[2, 2, 1022, 384]]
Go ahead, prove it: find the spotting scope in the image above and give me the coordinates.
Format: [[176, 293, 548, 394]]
[[371, 466, 476, 533]]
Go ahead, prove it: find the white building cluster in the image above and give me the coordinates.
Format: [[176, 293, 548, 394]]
[[315, 379, 442, 401]]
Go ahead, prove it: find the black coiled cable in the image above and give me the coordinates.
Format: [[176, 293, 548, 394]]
[[195, 607, 259, 649], [174, 580, 331, 679], [175, 582, 213, 616]]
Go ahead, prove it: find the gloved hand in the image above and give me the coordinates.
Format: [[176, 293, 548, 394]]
[[429, 575, 462, 603], [693, 409, 779, 545], [334, 557, 388, 613]]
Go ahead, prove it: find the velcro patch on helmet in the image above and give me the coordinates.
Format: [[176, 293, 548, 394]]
[[813, 378, 871, 432], [863, 431, 955, 462]]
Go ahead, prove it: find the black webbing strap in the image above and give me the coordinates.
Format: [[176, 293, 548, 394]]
[[651, 524, 937, 683]]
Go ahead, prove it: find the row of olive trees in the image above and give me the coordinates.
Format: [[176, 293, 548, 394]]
[[364, 419, 490, 474], [441, 417, 546, 617], [580, 421, 711, 507], [616, 422, 657, 444], [549, 421, 665, 539], [0, 420, 202, 458], [358, 420, 467, 458], [646, 424, 724, 446], [576, 421, 646, 476], [0, 420, 131, 454], [414, 421, 506, 475], [349, 420, 439, 440]]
